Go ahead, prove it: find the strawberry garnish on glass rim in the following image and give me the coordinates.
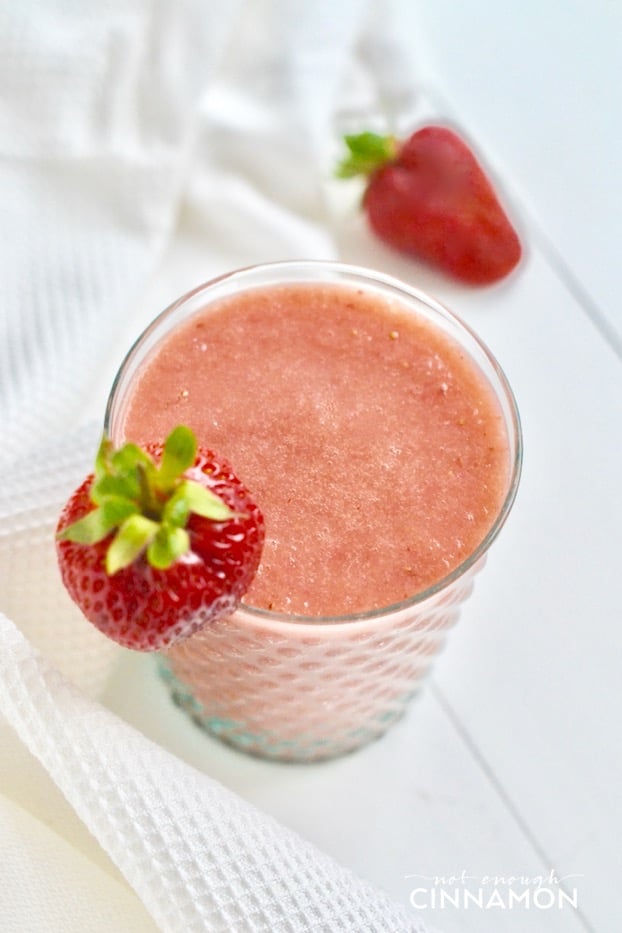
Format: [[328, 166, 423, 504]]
[[337, 125, 522, 285], [56, 425, 264, 651]]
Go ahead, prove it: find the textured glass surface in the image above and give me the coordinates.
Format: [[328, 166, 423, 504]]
[[159, 561, 483, 761]]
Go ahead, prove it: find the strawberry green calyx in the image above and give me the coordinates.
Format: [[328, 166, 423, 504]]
[[336, 132, 399, 179], [57, 425, 235, 574]]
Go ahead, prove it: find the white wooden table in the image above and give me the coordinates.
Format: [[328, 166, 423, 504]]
[[100, 4, 621, 931]]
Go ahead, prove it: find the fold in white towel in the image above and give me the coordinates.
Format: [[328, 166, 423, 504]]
[[0, 607, 429, 932]]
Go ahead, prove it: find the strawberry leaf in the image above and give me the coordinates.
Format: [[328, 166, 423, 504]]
[[111, 442, 155, 476], [91, 471, 141, 504], [178, 479, 235, 522], [106, 514, 160, 574], [147, 526, 190, 570], [94, 435, 113, 482], [156, 425, 197, 489], [58, 497, 138, 545], [162, 487, 191, 528]]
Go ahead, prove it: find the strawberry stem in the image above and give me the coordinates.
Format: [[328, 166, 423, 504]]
[[335, 132, 399, 179], [136, 462, 161, 520], [58, 425, 236, 574]]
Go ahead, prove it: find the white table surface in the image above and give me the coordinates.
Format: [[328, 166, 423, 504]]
[[92, 4, 621, 931]]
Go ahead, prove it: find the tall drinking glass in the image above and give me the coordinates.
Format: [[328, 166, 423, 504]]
[[105, 261, 522, 762]]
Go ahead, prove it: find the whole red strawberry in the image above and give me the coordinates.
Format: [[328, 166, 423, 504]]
[[338, 126, 522, 284], [56, 426, 264, 651]]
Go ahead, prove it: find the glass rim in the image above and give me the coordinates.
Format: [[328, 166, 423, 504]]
[[105, 259, 523, 627]]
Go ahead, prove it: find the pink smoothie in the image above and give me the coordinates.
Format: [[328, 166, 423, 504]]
[[121, 282, 509, 616]]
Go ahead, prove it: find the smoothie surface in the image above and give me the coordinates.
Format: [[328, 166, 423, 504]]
[[121, 283, 510, 615]]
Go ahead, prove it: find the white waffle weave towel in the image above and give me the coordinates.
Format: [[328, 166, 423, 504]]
[[0, 2, 435, 929]]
